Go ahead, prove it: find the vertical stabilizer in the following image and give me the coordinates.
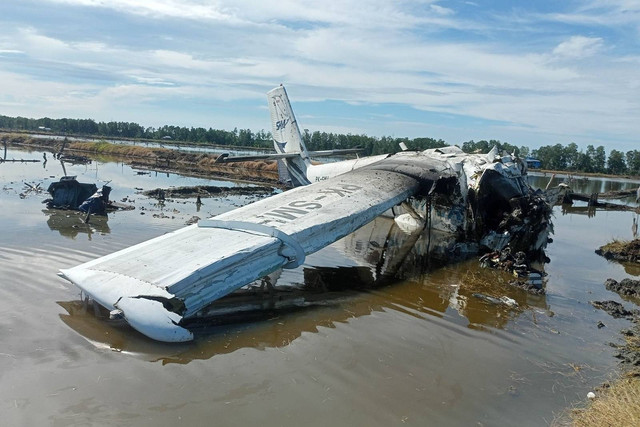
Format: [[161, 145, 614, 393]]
[[268, 85, 311, 186]]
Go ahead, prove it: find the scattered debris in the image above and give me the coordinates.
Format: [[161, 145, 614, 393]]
[[57, 153, 91, 164], [479, 247, 547, 294], [597, 321, 606, 329], [472, 293, 519, 307], [185, 216, 200, 225], [19, 182, 44, 198]]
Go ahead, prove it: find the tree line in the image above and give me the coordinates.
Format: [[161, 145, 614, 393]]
[[0, 114, 447, 155], [1, 114, 638, 176], [302, 130, 446, 155], [462, 140, 640, 176], [0, 115, 271, 148]]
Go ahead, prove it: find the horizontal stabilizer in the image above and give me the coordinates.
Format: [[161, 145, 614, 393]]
[[214, 148, 363, 163]]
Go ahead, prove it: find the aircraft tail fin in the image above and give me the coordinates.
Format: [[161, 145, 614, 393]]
[[268, 85, 311, 186]]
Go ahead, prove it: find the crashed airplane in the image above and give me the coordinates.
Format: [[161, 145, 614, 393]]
[[59, 85, 553, 342]]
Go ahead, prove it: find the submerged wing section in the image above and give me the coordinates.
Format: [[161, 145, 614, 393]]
[[60, 169, 422, 342]]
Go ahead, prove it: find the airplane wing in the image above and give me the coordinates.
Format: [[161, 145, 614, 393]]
[[59, 164, 449, 342]]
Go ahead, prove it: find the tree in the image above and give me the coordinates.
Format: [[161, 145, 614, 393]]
[[626, 150, 640, 176], [532, 144, 567, 170], [593, 146, 606, 173], [607, 149, 627, 175], [564, 143, 580, 170]]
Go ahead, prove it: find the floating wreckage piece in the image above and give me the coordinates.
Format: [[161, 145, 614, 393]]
[[45, 176, 101, 210], [57, 153, 91, 165], [45, 176, 132, 215], [479, 247, 547, 294], [472, 293, 519, 308]]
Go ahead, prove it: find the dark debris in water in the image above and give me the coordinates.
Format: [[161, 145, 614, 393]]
[[508, 279, 546, 295], [479, 247, 547, 294]]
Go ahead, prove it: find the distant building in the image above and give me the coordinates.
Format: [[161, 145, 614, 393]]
[[525, 157, 541, 169], [162, 135, 172, 140]]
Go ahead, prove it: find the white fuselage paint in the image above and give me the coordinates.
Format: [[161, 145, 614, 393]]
[[306, 154, 390, 183]]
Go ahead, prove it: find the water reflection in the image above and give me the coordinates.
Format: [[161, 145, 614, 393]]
[[59, 217, 548, 363], [44, 209, 110, 239]]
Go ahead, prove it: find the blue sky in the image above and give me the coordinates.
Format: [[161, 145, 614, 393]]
[[1, 1, 639, 152]]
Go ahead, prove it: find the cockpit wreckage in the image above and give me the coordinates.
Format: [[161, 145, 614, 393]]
[[59, 86, 555, 342]]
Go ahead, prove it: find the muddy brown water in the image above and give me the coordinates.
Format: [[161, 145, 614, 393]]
[[1, 147, 640, 426]]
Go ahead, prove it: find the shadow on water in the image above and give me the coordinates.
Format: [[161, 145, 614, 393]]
[[43, 209, 111, 239], [58, 216, 549, 364]]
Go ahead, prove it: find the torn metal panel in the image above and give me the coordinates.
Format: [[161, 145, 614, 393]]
[[46, 176, 97, 209]]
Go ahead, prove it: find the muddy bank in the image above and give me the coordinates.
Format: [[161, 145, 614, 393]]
[[2, 133, 280, 184], [596, 239, 640, 264], [575, 278, 640, 425], [142, 185, 277, 199], [590, 300, 638, 320], [604, 278, 640, 299], [613, 327, 640, 366]]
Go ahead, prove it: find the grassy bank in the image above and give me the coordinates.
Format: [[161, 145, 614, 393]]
[[570, 372, 640, 426], [555, 320, 640, 426]]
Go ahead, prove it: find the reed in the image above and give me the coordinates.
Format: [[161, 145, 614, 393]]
[[569, 370, 640, 427]]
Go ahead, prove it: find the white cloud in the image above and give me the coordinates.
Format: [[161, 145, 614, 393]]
[[552, 36, 604, 59], [430, 4, 454, 16], [47, 0, 236, 22]]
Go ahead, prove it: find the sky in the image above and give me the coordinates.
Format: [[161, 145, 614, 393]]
[[0, 0, 639, 152]]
